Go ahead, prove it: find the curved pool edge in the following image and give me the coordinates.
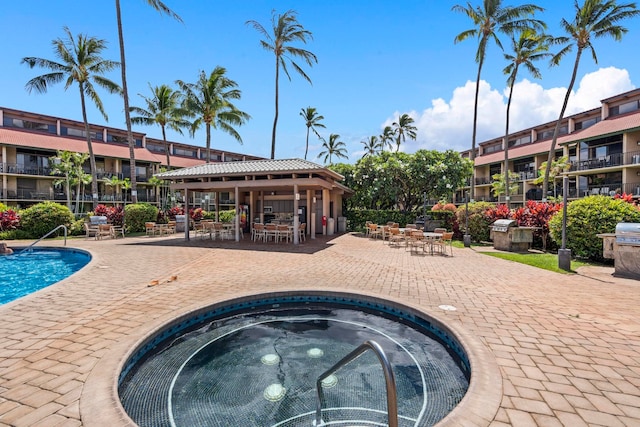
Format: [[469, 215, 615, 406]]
[[80, 290, 502, 427]]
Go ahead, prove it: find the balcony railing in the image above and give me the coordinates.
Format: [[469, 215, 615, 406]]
[[1, 163, 53, 176], [569, 150, 640, 172], [1, 190, 157, 204], [475, 177, 492, 185]]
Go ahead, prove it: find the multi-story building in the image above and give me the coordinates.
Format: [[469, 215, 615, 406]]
[[462, 88, 640, 204], [0, 107, 262, 210]]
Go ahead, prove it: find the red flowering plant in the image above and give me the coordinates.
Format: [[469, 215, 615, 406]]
[[166, 206, 184, 220], [513, 200, 562, 251], [189, 208, 204, 222], [614, 192, 636, 205], [485, 204, 511, 222], [93, 204, 124, 226], [0, 209, 20, 231]]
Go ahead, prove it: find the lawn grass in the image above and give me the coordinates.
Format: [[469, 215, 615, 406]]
[[451, 240, 594, 274], [477, 250, 592, 274]]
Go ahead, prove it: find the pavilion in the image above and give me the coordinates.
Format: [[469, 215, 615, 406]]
[[155, 158, 352, 244]]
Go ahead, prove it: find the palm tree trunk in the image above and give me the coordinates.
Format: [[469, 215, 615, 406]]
[[271, 57, 279, 160], [470, 55, 485, 201], [504, 68, 517, 208], [79, 84, 99, 211], [115, 0, 138, 204], [304, 127, 310, 160], [206, 124, 211, 163], [162, 125, 170, 168], [543, 49, 582, 196]]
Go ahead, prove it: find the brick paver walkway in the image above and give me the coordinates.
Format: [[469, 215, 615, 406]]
[[0, 233, 639, 426]]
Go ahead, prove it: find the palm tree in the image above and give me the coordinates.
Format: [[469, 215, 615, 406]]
[[379, 126, 394, 151], [130, 84, 191, 168], [300, 106, 326, 160], [22, 26, 120, 211], [502, 29, 552, 206], [247, 10, 317, 159], [542, 0, 640, 195], [361, 135, 382, 158], [115, 0, 182, 203], [453, 0, 544, 200], [176, 67, 250, 163], [391, 114, 417, 152], [317, 133, 348, 165]]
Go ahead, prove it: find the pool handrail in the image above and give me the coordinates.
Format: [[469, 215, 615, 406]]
[[20, 224, 67, 253], [315, 339, 398, 427]]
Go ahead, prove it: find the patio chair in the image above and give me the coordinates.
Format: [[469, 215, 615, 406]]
[[388, 227, 404, 247], [252, 223, 265, 242], [406, 229, 426, 254], [364, 221, 372, 237], [277, 224, 292, 243], [433, 232, 454, 256], [145, 222, 157, 237], [264, 224, 278, 242], [298, 223, 306, 242], [84, 222, 99, 239], [96, 224, 113, 240], [368, 224, 382, 239], [433, 228, 447, 234]]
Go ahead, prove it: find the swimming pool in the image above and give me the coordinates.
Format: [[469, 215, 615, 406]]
[[119, 293, 470, 427], [0, 247, 91, 304]]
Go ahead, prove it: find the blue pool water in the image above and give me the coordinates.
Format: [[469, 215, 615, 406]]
[[0, 248, 91, 304]]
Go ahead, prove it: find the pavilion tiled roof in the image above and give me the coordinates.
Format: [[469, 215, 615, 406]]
[[156, 158, 344, 180]]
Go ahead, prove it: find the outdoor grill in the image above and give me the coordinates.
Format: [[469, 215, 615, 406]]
[[598, 222, 640, 279], [490, 219, 534, 252]]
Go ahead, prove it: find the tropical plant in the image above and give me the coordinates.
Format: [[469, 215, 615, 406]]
[[115, 0, 182, 203], [300, 106, 326, 160], [20, 202, 74, 238], [542, 0, 640, 193], [317, 134, 348, 165], [391, 113, 417, 152], [49, 150, 79, 210], [361, 135, 382, 158], [491, 171, 520, 197], [177, 67, 250, 163], [452, 0, 544, 200], [549, 195, 640, 260], [454, 201, 495, 242], [534, 155, 570, 198], [72, 167, 92, 214], [22, 26, 120, 211], [130, 83, 191, 168], [502, 29, 552, 205], [246, 10, 317, 159], [0, 209, 20, 232], [514, 200, 562, 251]]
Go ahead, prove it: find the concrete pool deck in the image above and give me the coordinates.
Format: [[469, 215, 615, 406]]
[[0, 232, 639, 426]]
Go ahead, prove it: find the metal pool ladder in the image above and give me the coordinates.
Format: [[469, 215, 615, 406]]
[[315, 340, 398, 427], [20, 225, 67, 253]]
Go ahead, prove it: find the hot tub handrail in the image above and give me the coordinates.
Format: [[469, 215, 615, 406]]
[[315, 339, 398, 427], [20, 224, 67, 253]]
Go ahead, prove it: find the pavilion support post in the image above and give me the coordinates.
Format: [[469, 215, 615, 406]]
[[235, 186, 240, 242], [306, 189, 312, 238], [183, 188, 190, 241], [311, 195, 316, 239], [322, 189, 330, 235], [293, 184, 299, 244]]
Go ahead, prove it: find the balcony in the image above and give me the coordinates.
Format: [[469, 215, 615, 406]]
[[569, 151, 640, 172], [474, 177, 492, 186], [1, 163, 53, 176]]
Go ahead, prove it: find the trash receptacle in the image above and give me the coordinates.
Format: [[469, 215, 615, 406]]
[[327, 218, 335, 235], [175, 215, 186, 233], [337, 216, 347, 232]]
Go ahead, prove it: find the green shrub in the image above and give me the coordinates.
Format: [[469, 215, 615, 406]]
[[549, 195, 640, 260], [218, 209, 235, 223], [455, 201, 495, 242], [0, 229, 32, 240], [69, 218, 87, 236], [19, 202, 74, 238], [0, 202, 7, 212], [124, 203, 159, 233]]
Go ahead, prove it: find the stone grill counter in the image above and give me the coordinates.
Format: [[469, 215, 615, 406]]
[[598, 222, 640, 279], [489, 219, 534, 253]]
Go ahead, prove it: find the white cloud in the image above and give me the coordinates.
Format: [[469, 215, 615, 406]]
[[383, 67, 635, 154]]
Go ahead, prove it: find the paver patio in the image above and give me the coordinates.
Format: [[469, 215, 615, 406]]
[[0, 232, 639, 426]]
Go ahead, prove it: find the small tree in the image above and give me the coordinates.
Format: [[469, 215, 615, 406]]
[[491, 171, 520, 198]]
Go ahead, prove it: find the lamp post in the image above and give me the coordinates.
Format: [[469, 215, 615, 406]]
[[423, 191, 427, 219], [463, 190, 471, 247]]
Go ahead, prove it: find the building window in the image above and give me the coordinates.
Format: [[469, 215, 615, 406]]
[[174, 147, 196, 157], [509, 135, 531, 148], [3, 116, 56, 134], [483, 142, 502, 154], [575, 117, 600, 130], [61, 127, 103, 140], [609, 100, 639, 117], [147, 143, 165, 153]]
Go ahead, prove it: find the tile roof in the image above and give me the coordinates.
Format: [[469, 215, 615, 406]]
[[474, 132, 577, 166], [0, 127, 207, 167], [560, 111, 640, 144], [155, 158, 343, 180]]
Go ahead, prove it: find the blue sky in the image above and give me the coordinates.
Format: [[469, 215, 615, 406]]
[[2, 1, 639, 163]]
